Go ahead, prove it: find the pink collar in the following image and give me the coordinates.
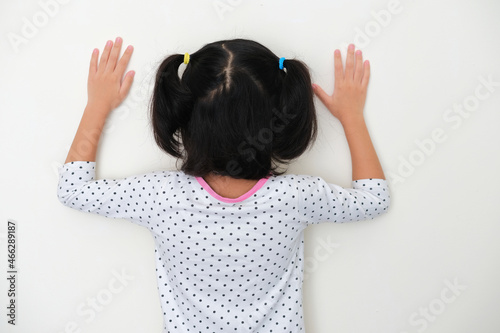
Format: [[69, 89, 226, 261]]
[[195, 175, 270, 203]]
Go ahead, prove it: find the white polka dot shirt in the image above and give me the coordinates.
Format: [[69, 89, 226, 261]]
[[57, 161, 390, 333]]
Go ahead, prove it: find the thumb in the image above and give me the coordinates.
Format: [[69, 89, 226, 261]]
[[312, 83, 332, 109]]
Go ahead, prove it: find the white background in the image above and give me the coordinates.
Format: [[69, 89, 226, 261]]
[[1, 0, 499, 332]]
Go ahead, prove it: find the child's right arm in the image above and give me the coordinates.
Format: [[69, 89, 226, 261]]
[[313, 44, 385, 181]]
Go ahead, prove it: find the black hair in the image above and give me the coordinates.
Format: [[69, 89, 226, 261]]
[[149, 38, 317, 180]]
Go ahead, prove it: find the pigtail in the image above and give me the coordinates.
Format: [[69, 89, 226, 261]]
[[272, 59, 318, 161], [150, 54, 193, 158]]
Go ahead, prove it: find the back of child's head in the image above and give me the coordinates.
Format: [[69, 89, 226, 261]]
[[150, 38, 317, 180]]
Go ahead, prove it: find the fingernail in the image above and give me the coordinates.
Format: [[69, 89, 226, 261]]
[[106, 40, 112, 47], [334, 50, 340, 56], [356, 50, 362, 55], [349, 44, 354, 50], [116, 37, 122, 43], [312, 83, 317, 90]]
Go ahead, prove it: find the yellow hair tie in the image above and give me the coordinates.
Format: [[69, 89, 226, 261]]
[[184, 53, 190, 65]]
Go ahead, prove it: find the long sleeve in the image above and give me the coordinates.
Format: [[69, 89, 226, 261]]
[[295, 175, 391, 224], [57, 161, 169, 227]]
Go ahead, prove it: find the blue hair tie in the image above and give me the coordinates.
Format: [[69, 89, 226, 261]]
[[279, 57, 286, 70]]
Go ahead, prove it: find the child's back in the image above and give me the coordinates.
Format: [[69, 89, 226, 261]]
[[58, 163, 388, 332]]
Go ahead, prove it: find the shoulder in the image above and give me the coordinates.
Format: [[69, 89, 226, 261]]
[[266, 173, 327, 190], [140, 170, 196, 185], [153, 170, 199, 188]]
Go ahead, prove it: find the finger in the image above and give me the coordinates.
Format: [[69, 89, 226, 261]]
[[361, 60, 370, 88], [119, 70, 135, 101], [98, 40, 113, 71], [353, 49, 364, 83], [115, 45, 134, 76], [106, 37, 122, 72], [344, 44, 355, 80], [312, 84, 332, 109], [333, 49, 343, 87], [89, 48, 98, 76]]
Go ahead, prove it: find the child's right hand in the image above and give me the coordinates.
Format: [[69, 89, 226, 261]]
[[312, 44, 370, 125]]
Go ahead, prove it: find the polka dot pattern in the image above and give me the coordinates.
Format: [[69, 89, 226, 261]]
[[57, 161, 390, 332]]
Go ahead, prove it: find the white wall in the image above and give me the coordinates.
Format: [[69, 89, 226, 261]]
[[1, 0, 499, 332]]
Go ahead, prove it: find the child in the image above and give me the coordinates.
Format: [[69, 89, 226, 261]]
[[57, 37, 390, 333]]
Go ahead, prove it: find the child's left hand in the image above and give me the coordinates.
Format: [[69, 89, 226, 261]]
[[87, 37, 135, 116]]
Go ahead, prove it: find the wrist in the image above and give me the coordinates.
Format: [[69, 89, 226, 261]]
[[84, 102, 111, 121], [339, 114, 365, 128]]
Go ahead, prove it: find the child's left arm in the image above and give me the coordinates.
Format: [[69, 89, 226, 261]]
[[64, 37, 135, 164]]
